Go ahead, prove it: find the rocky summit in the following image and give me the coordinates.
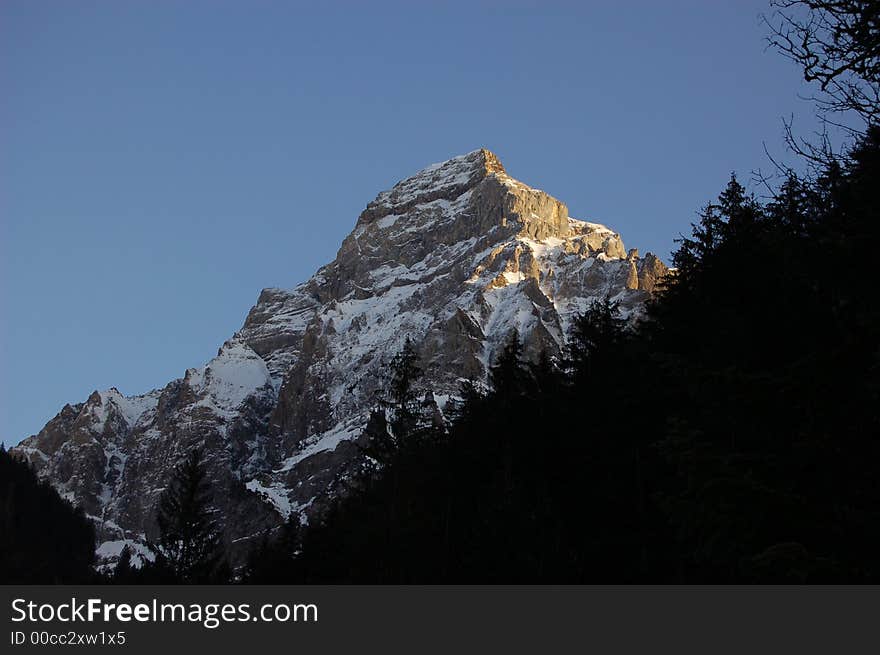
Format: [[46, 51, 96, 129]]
[[12, 149, 668, 567]]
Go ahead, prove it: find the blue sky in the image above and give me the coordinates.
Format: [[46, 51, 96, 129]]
[[1, 1, 832, 445]]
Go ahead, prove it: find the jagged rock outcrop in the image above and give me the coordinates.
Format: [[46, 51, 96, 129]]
[[12, 148, 668, 566]]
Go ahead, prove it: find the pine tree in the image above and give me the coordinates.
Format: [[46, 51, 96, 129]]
[[672, 203, 725, 277], [567, 297, 624, 381], [530, 348, 561, 399], [152, 449, 227, 583], [388, 337, 422, 432], [363, 338, 425, 463], [718, 172, 747, 216], [361, 407, 395, 464], [112, 545, 135, 583], [489, 328, 530, 398], [718, 173, 762, 238], [768, 174, 812, 236]]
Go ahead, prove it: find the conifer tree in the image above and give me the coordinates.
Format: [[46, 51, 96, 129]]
[[362, 339, 426, 463], [489, 328, 530, 398], [152, 449, 227, 583], [768, 174, 812, 235], [672, 203, 725, 277], [567, 297, 624, 381], [388, 337, 422, 433], [718, 173, 762, 238], [361, 408, 395, 464], [112, 545, 135, 583]]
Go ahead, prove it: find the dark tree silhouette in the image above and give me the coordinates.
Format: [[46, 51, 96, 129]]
[[111, 545, 135, 583], [24, 0, 880, 586], [263, 126, 880, 583], [0, 446, 97, 583], [489, 329, 531, 399], [362, 338, 426, 464], [151, 449, 228, 583], [567, 297, 625, 381], [242, 516, 302, 583], [389, 339, 421, 409]]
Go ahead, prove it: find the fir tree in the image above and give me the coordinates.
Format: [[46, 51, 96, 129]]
[[719, 173, 762, 239], [567, 297, 624, 381], [672, 203, 725, 277], [363, 338, 428, 464], [361, 408, 395, 464], [489, 328, 530, 398], [112, 545, 135, 583], [152, 449, 227, 583], [388, 337, 423, 433]]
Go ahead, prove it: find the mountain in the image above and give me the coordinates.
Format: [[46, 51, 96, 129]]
[[11, 149, 668, 566]]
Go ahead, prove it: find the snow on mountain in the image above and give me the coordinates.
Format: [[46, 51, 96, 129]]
[[11, 148, 668, 566], [185, 340, 274, 419]]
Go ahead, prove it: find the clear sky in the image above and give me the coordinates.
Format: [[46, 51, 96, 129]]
[[0, 1, 832, 445]]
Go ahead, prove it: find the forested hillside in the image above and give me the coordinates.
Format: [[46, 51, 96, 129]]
[[249, 127, 880, 582]]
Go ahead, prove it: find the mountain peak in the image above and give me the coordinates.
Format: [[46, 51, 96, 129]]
[[358, 149, 506, 227], [472, 147, 506, 175], [12, 149, 668, 569], [406, 148, 506, 186]]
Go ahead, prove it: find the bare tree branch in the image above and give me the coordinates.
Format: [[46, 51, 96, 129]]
[[763, 0, 880, 125]]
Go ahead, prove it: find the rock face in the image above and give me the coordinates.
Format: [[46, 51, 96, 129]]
[[12, 149, 668, 565]]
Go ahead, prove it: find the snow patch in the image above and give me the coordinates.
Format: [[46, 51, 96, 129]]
[[95, 539, 155, 569], [245, 479, 293, 519], [187, 340, 273, 417], [276, 420, 365, 472]]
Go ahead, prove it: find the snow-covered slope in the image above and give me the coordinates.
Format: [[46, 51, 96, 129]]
[[12, 149, 667, 565]]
